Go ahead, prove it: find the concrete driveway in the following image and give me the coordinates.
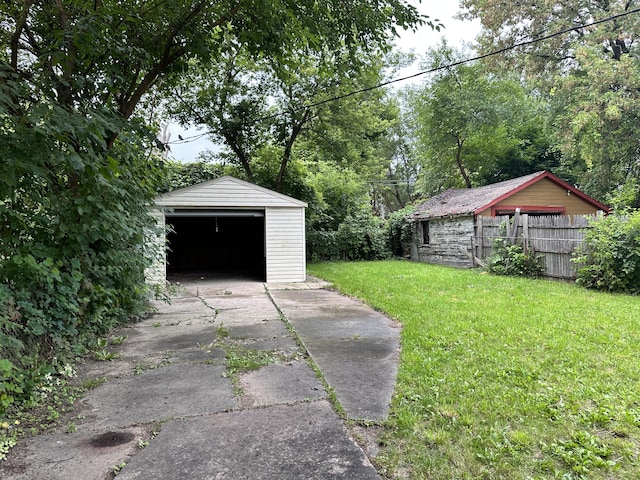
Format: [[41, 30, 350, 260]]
[[0, 276, 400, 480]]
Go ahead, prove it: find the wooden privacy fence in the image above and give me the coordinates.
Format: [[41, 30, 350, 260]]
[[474, 213, 598, 279]]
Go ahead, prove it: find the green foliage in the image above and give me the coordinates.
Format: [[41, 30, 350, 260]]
[[0, 99, 160, 413], [336, 215, 388, 261], [547, 431, 615, 476], [405, 42, 559, 195], [307, 214, 388, 262], [2, 19, 162, 413], [304, 164, 388, 262], [386, 205, 416, 257], [486, 241, 544, 278], [574, 211, 640, 294], [0, 359, 80, 460], [156, 161, 223, 194], [0, 359, 22, 413]]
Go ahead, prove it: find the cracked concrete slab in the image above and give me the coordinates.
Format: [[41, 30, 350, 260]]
[[239, 360, 326, 407], [126, 325, 216, 351], [117, 401, 380, 480], [74, 364, 236, 429], [1, 276, 398, 480], [269, 289, 400, 421], [0, 426, 147, 480]]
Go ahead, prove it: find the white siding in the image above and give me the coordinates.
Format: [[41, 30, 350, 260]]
[[156, 176, 307, 209], [145, 208, 166, 284], [265, 207, 306, 282], [147, 176, 307, 284]]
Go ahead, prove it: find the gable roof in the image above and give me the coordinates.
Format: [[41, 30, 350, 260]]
[[155, 175, 307, 208], [410, 171, 609, 220]]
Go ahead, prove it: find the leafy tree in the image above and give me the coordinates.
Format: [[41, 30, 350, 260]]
[[170, 40, 411, 192], [550, 45, 640, 204], [374, 122, 421, 213], [405, 43, 557, 196], [156, 161, 224, 194], [459, 0, 639, 72], [459, 0, 640, 205], [0, 0, 424, 411]]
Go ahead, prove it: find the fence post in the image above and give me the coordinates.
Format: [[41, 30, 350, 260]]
[[509, 209, 521, 243], [522, 213, 529, 253], [476, 215, 484, 263]]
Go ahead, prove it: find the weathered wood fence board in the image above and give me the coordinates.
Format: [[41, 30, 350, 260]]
[[475, 214, 596, 279]]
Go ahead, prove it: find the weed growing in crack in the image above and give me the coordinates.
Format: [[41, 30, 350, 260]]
[[112, 461, 127, 476], [215, 324, 229, 338], [110, 335, 127, 345], [137, 439, 149, 449]]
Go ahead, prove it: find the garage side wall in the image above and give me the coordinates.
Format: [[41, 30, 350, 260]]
[[265, 207, 306, 282], [145, 208, 166, 284]]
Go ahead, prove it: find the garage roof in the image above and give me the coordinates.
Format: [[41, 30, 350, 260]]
[[155, 175, 308, 209]]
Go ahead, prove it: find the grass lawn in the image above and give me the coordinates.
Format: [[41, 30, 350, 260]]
[[308, 260, 640, 480]]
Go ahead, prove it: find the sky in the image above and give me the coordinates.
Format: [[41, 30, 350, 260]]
[[167, 1, 481, 163]]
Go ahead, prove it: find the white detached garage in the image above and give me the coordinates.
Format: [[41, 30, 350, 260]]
[[147, 176, 307, 283]]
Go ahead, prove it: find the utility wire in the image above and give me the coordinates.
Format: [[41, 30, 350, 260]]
[[167, 7, 640, 146], [306, 7, 640, 109]]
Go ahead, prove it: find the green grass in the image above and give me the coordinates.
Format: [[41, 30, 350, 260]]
[[308, 260, 640, 480]]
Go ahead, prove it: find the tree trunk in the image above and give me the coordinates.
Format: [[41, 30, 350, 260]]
[[276, 109, 310, 192], [455, 135, 472, 188]]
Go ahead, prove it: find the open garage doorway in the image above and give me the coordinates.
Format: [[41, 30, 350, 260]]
[[166, 210, 265, 281]]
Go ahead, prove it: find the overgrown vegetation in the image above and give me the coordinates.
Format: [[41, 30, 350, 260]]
[[0, 361, 91, 461], [309, 260, 640, 479], [574, 210, 640, 294], [0, 0, 424, 418], [485, 241, 544, 278], [385, 205, 417, 258]]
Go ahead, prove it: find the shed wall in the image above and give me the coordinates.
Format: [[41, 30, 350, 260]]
[[414, 216, 475, 268], [265, 207, 306, 282]]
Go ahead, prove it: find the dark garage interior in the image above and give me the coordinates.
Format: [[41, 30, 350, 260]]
[[166, 211, 265, 281]]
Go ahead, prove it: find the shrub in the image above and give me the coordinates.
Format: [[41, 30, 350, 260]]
[[573, 210, 640, 294], [307, 214, 388, 262], [386, 205, 416, 258], [486, 240, 544, 278]]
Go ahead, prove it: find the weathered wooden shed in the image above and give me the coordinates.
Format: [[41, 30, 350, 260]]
[[408, 171, 609, 268], [146, 176, 307, 283]]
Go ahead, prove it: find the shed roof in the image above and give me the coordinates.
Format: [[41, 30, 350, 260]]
[[155, 175, 308, 208], [410, 171, 609, 220]]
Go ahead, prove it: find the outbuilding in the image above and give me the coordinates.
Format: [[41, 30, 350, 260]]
[[146, 176, 307, 284], [408, 171, 610, 269]]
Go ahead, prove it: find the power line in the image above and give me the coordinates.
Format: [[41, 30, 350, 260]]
[[167, 7, 640, 146], [306, 7, 640, 109]]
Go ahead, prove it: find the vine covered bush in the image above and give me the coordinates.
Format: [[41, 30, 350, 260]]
[[573, 211, 640, 294], [386, 205, 416, 258], [307, 214, 388, 262], [485, 240, 544, 278], [0, 98, 162, 414]]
